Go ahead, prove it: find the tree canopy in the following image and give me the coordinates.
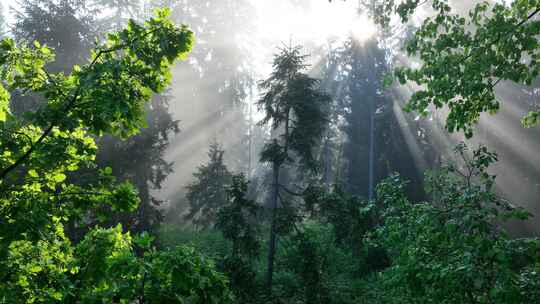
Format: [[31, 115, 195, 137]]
[[0, 9, 231, 303], [1, 1, 540, 303], [364, 0, 540, 137]]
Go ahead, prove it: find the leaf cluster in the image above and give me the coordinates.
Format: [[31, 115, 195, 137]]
[[369, 144, 537, 303], [366, 0, 540, 137]]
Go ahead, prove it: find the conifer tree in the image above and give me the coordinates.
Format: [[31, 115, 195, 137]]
[[92, 0, 141, 30], [185, 141, 233, 229], [216, 173, 261, 301], [257, 45, 331, 292], [13, 0, 98, 73]]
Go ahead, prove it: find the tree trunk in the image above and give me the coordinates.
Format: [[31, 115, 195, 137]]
[[368, 95, 375, 201], [265, 161, 280, 293], [323, 137, 333, 185], [266, 97, 290, 295]]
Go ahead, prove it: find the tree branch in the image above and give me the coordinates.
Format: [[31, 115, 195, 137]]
[[0, 28, 160, 181]]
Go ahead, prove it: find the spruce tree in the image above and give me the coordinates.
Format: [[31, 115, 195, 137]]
[[92, 0, 141, 30], [257, 45, 331, 292], [216, 173, 261, 301], [185, 141, 233, 229], [13, 0, 98, 73]]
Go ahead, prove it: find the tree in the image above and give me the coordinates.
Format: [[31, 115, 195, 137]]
[[320, 37, 425, 200], [286, 225, 332, 304], [257, 45, 331, 292], [370, 144, 538, 303], [10, 0, 182, 239], [9, 0, 98, 117], [92, 0, 141, 30], [12, 0, 98, 73], [184, 141, 233, 229], [0, 10, 232, 302], [304, 184, 385, 268], [154, 0, 256, 175], [216, 173, 261, 301], [94, 91, 180, 235], [84, 0, 183, 236], [362, 0, 540, 137], [216, 174, 260, 261]]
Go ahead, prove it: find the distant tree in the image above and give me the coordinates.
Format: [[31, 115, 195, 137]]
[[13, 0, 98, 73], [320, 38, 425, 201], [185, 141, 233, 229], [216, 173, 261, 301], [257, 45, 331, 292], [153, 0, 256, 172], [95, 92, 180, 234], [305, 184, 374, 250], [289, 226, 332, 304], [92, 0, 141, 30], [9, 0, 98, 116], [216, 174, 260, 260]]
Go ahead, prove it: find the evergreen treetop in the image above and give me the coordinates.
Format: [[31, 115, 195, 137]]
[[185, 141, 233, 229]]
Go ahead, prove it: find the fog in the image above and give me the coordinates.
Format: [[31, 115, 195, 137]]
[[155, 0, 376, 204], [384, 0, 540, 234], [2, 0, 538, 234]]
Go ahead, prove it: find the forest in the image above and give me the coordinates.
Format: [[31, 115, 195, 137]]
[[0, 0, 539, 303]]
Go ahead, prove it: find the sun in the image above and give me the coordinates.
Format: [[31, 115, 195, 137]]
[[252, 0, 377, 45], [349, 14, 378, 43]]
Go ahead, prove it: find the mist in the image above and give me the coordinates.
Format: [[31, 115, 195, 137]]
[[129, 0, 539, 234], [3, 0, 540, 302], [2, 0, 536, 234], [155, 0, 375, 204]]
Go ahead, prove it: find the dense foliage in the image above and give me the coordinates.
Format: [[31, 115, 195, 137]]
[[11, 0, 182, 238], [364, 0, 540, 136], [369, 144, 537, 303], [0, 10, 233, 303], [216, 174, 262, 302], [1, 1, 539, 303]]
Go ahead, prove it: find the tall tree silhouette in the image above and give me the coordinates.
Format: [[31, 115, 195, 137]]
[[321, 38, 425, 201], [10, 0, 97, 115], [257, 45, 330, 292], [185, 141, 233, 229], [13, 0, 98, 73], [158, 0, 255, 176], [92, 0, 140, 30]]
